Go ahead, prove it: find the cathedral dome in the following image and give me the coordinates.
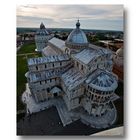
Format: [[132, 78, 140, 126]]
[[65, 20, 88, 48], [36, 22, 49, 36]]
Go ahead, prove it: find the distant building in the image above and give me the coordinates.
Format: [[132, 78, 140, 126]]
[[35, 22, 53, 52], [25, 20, 119, 128], [99, 39, 123, 52], [113, 47, 123, 81]]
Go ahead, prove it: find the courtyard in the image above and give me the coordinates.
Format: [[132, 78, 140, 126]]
[[17, 106, 104, 135]]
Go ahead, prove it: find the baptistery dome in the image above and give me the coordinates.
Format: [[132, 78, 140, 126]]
[[36, 22, 49, 36], [65, 20, 88, 51], [35, 22, 53, 52]]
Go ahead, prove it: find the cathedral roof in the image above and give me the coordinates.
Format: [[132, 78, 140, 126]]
[[73, 45, 112, 65], [27, 54, 70, 66], [66, 20, 88, 45], [73, 48, 100, 65], [61, 68, 86, 91], [48, 37, 66, 52]]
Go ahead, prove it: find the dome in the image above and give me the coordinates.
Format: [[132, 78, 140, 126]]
[[116, 47, 123, 57], [66, 20, 88, 46], [40, 22, 45, 29], [113, 47, 123, 66], [36, 22, 49, 36], [35, 22, 53, 52], [87, 71, 118, 92]]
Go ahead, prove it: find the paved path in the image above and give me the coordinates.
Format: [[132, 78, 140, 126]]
[[17, 52, 37, 56], [92, 126, 123, 136], [17, 108, 100, 135]]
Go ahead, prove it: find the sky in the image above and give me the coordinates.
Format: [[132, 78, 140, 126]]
[[16, 5, 123, 31]]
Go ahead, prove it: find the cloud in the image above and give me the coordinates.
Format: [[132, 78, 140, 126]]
[[16, 5, 123, 30], [20, 5, 38, 9], [17, 15, 58, 27]]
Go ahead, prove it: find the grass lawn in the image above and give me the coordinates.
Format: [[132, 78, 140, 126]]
[[17, 55, 27, 110], [17, 43, 42, 111], [17, 43, 36, 54]]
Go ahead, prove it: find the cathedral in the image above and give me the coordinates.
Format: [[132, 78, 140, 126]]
[[24, 20, 119, 129]]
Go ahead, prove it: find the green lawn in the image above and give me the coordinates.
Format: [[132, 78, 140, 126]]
[[17, 43, 42, 111], [17, 55, 27, 110], [17, 43, 36, 54]]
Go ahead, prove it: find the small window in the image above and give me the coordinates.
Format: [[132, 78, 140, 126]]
[[36, 66, 38, 70], [81, 65, 84, 70], [40, 81, 42, 85], [60, 62, 62, 66], [91, 94, 94, 100], [45, 64, 47, 68], [53, 63, 54, 67]]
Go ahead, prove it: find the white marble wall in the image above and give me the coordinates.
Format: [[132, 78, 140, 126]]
[[35, 35, 52, 52], [63, 94, 81, 111], [29, 77, 61, 102], [28, 60, 71, 73]]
